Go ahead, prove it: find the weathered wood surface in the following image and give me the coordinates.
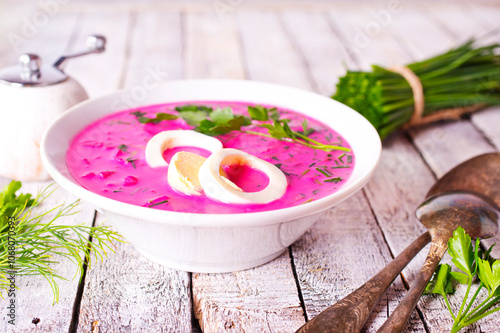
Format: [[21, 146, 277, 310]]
[[186, 10, 306, 332], [0, 179, 96, 333], [71, 9, 193, 333], [0, 5, 95, 332], [0, 1, 499, 332]]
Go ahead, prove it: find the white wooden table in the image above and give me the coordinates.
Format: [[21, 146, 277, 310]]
[[1, 1, 500, 332]]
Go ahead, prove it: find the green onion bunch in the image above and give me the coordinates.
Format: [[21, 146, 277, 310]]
[[332, 39, 500, 139]]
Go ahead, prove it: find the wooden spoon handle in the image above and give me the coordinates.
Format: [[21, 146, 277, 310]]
[[376, 239, 448, 333], [295, 232, 431, 333]]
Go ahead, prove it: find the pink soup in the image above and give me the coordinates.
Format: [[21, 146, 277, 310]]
[[66, 102, 355, 214]]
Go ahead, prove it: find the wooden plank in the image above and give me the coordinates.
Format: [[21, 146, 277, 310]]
[[0, 2, 69, 66], [124, 11, 183, 86], [388, 4, 493, 177], [75, 9, 192, 333], [326, 5, 469, 331], [276, 7, 425, 332], [0, 3, 33, 67], [424, 2, 494, 46], [185, 9, 306, 332], [471, 106, 500, 151], [0, 9, 96, 332], [292, 191, 426, 332], [387, 4, 456, 61], [185, 12, 245, 80], [77, 215, 192, 333], [467, 2, 500, 32], [193, 254, 304, 332], [327, 5, 410, 71], [0, 179, 96, 333], [409, 122, 496, 177], [389, 2, 500, 331], [459, 4, 500, 151], [63, 9, 131, 98], [279, 11, 357, 96], [236, 11, 312, 90]]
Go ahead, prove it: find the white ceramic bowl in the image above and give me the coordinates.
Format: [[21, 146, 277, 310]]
[[41, 79, 381, 273]]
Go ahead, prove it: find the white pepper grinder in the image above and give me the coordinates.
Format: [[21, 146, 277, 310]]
[[0, 35, 106, 181]]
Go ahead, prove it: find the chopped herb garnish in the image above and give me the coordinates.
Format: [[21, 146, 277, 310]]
[[196, 108, 249, 136], [301, 119, 314, 136], [134, 103, 350, 153], [113, 190, 122, 193], [130, 110, 146, 117], [347, 155, 353, 163], [176, 111, 208, 126], [130, 111, 151, 123], [148, 199, 169, 207], [300, 169, 310, 177], [129, 188, 141, 195], [338, 153, 346, 163], [331, 165, 350, 169], [138, 112, 179, 124], [175, 105, 213, 113], [248, 105, 273, 121], [126, 158, 137, 169], [316, 167, 333, 177], [272, 156, 280, 161], [308, 162, 316, 167], [274, 163, 283, 169], [117, 144, 129, 153], [312, 189, 320, 195], [324, 177, 343, 183]]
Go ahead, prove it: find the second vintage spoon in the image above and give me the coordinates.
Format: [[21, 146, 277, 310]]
[[295, 152, 500, 333]]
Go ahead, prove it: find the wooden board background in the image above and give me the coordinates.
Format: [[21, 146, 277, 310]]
[[0, 1, 499, 332]]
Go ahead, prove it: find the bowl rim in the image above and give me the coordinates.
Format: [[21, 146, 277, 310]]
[[41, 79, 382, 227]]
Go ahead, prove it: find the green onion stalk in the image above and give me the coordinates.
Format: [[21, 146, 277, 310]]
[[332, 39, 500, 139]]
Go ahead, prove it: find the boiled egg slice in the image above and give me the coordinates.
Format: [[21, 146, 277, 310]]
[[167, 151, 206, 196], [198, 148, 287, 204], [145, 130, 223, 168], [168, 151, 231, 196]]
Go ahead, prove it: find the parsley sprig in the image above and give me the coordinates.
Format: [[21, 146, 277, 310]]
[[131, 104, 350, 152], [424, 227, 500, 332]]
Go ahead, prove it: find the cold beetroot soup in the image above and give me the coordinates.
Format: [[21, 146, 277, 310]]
[[66, 101, 355, 214]]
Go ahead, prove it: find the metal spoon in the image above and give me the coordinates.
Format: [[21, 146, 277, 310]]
[[295, 152, 500, 333], [377, 152, 500, 332], [377, 190, 499, 332]]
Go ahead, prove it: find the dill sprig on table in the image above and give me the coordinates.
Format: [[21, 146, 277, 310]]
[[332, 39, 500, 139], [0, 181, 122, 303]]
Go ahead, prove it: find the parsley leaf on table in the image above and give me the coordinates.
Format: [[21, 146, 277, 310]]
[[424, 264, 456, 297], [425, 227, 500, 332], [0, 181, 34, 229]]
